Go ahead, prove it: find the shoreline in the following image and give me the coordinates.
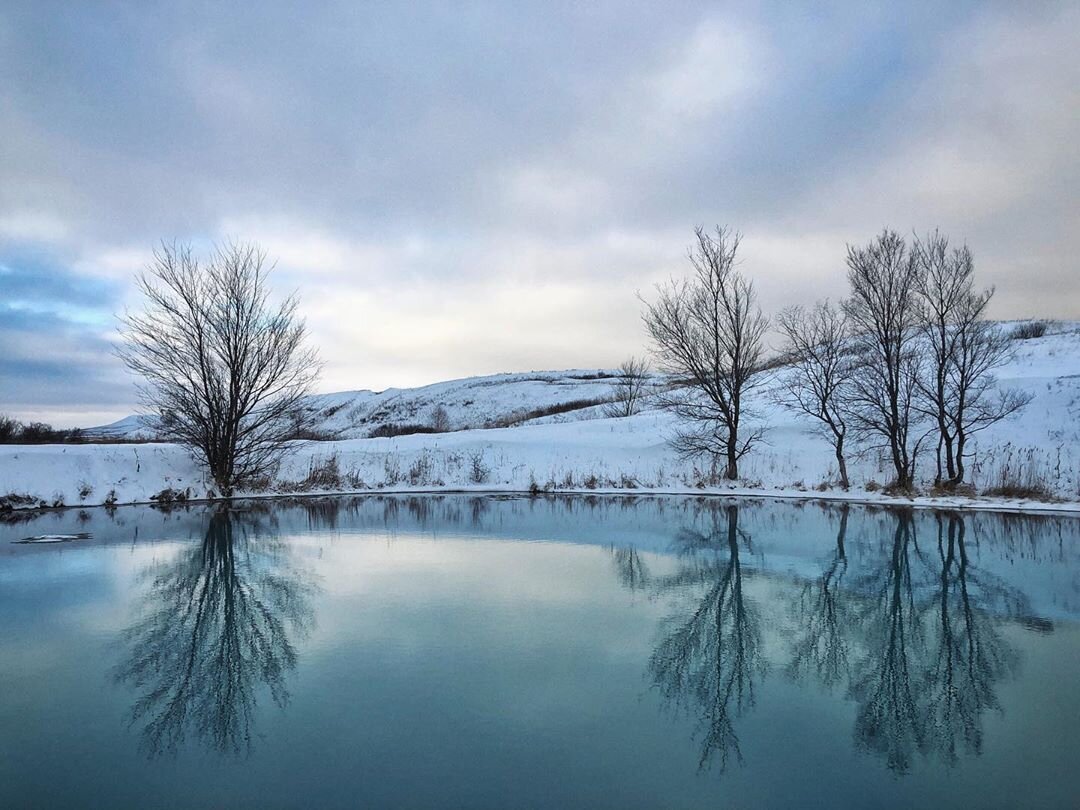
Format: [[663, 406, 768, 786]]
[[5, 483, 1079, 519]]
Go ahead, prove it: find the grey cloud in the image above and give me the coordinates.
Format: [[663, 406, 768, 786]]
[[0, 1, 1077, 423]]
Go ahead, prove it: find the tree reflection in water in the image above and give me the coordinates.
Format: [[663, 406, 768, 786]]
[[114, 508, 317, 757], [622, 501, 1031, 776], [847, 510, 930, 772], [919, 512, 1022, 766], [647, 503, 765, 771], [787, 504, 852, 690]]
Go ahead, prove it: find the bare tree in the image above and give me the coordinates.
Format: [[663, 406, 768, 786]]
[[430, 405, 451, 433], [642, 226, 769, 480], [0, 414, 21, 443], [776, 301, 853, 488], [604, 356, 651, 417], [118, 242, 321, 495], [913, 232, 1030, 486], [843, 230, 927, 490]]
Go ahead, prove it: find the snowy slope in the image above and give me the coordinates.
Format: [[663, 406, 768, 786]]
[[3, 321, 1079, 511], [88, 369, 627, 439]]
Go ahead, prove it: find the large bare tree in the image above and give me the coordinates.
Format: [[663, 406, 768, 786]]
[[843, 230, 927, 491], [776, 301, 853, 488], [913, 232, 1030, 486], [642, 226, 768, 480], [118, 242, 321, 495]]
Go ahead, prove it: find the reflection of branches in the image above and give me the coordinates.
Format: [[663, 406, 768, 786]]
[[649, 504, 764, 772], [611, 547, 650, 592], [848, 511, 928, 773], [920, 513, 1020, 766], [787, 505, 852, 690], [114, 509, 317, 758], [848, 510, 1023, 773]]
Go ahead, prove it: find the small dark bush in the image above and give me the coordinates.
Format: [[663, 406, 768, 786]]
[[150, 488, 188, 505], [982, 483, 1056, 501], [430, 405, 451, 433], [1010, 321, 1048, 340], [928, 481, 977, 498], [468, 451, 490, 484], [0, 415, 20, 443], [368, 423, 439, 438], [882, 479, 918, 497], [0, 493, 38, 513]]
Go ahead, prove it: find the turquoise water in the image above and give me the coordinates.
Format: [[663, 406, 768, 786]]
[[1, 495, 1078, 808]]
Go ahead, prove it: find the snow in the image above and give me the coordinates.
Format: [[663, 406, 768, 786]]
[[3, 321, 1080, 513]]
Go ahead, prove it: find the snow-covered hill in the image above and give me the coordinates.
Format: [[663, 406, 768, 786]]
[[3, 320, 1079, 512], [88, 369, 629, 440]]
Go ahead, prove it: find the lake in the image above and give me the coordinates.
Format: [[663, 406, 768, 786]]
[[1, 494, 1078, 809]]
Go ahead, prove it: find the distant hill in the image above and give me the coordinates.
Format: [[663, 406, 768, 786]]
[[86, 368, 638, 440]]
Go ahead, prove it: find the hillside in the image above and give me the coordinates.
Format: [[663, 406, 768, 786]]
[[3, 320, 1079, 512], [88, 369, 629, 440]]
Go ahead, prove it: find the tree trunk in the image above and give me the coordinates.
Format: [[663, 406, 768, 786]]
[[952, 430, 967, 485], [942, 431, 956, 483], [835, 435, 849, 490], [725, 436, 739, 480]]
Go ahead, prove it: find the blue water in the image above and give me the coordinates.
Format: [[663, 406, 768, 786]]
[[1, 495, 1078, 808]]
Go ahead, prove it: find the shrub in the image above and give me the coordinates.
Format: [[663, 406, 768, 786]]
[[383, 455, 401, 486], [430, 405, 451, 433], [407, 453, 434, 486], [975, 444, 1058, 501], [1010, 321, 1048, 340], [468, 451, 490, 484], [303, 455, 343, 489], [0, 415, 20, 443], [882, 479, 918, 497], [982, 482, 1055, 500], [0, 417, 84, 444], [0, 493, 38, 513], [368, 423, 439, 439], [150, 488, 188, 505]]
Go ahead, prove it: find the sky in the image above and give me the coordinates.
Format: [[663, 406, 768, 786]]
[[1, 1, 1078, 427]]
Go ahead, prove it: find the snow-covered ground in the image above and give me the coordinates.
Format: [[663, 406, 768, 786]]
[[2, 320, 1079, 513]]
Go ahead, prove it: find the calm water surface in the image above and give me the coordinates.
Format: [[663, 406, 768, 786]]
[[1, 495, 1078, 809]]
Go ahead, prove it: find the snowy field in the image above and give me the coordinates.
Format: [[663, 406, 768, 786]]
[[2, 321, 1079, 513]]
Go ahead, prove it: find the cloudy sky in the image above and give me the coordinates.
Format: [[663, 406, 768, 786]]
[[1, 1, 1077, 426]]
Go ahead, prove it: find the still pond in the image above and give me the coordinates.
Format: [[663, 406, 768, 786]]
[[1, 494, 1078, 808]]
